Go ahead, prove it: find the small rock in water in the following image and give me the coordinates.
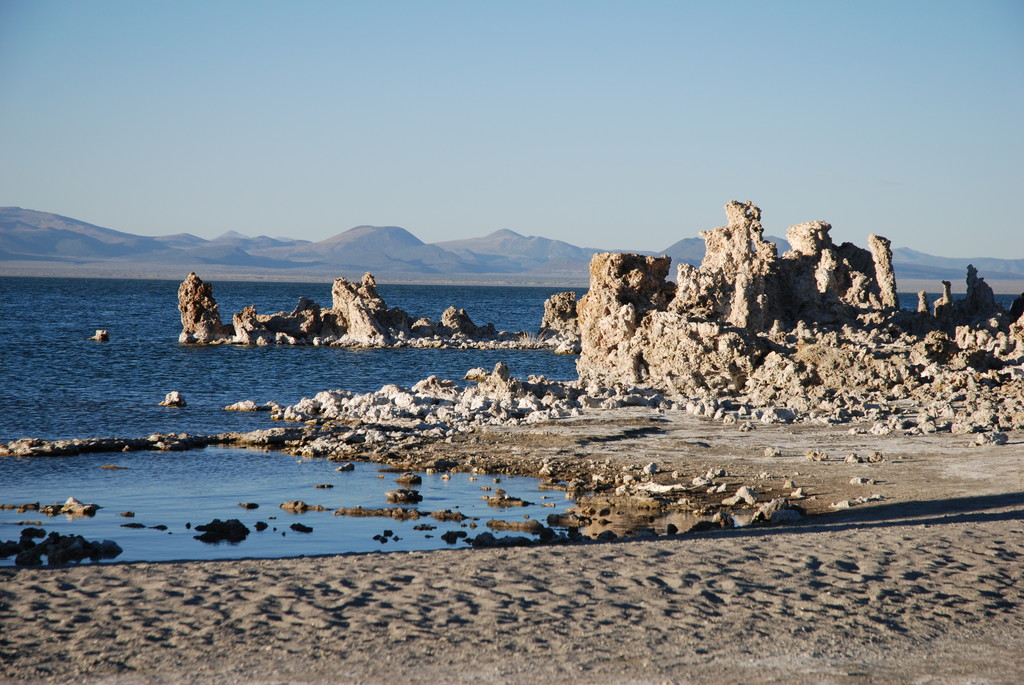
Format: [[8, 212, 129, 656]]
[[290, 523, 313, 534], [224, 400, 270, 412], [441, 530, 468, 544], [193, 518, 250, 543], [89, 329, 109, 341], [61, 497, 100, 516], [386, 489, 423, 504], [159, 391, 187, 407], [238, 502, 259, 509], [395, 473, 422, 486]]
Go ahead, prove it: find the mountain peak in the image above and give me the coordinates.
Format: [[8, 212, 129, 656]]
[[215, 230, 250, 241], [487, 228, 526, 239], [323, 225, 425, 247]]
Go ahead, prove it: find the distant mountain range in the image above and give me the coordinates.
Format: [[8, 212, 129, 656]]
[[1, 206, 1022, 288]]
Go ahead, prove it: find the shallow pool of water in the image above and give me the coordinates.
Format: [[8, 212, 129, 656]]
[[0, 447, 575, 565]]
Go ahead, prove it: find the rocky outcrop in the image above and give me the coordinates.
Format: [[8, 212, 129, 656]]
[[177, 271, 550, 349], [178, 272, 233, 343], [957, 265, 998, 320], [439, 306, 495, 338], [577, 201, 1023, 401], [537, 291, 582, 354], [539, 291, 579, 337], [330, 273, 408, 345]]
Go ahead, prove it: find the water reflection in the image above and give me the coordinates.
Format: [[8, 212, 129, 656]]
[[0, 447, 575, 565]]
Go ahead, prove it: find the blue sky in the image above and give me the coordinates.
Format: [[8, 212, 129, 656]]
[[1, 0, 1021, 257]]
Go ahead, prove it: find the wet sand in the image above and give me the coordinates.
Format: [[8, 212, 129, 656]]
[[2, 410, 1022, 684]]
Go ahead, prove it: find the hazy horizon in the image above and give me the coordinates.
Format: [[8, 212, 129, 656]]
[[2, 1, 1022, 258]]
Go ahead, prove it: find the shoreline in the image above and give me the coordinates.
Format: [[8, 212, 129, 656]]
[[2, 410, 1022, 683], [5, 269, 1024, 295]]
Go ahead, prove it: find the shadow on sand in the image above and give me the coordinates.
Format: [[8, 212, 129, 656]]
[[690, 490, 1024, 543]]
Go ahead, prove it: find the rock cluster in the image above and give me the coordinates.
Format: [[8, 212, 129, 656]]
[[271, 363, 677, 459], [575, 201, 1024, 435], [178, 271, 553, 349], [0, 528, 122, 566]]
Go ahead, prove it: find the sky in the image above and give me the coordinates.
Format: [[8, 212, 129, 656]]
[[1, 1, 1022, 257]]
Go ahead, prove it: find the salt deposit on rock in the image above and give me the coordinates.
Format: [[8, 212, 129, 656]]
[[224, 400, 275, 412]]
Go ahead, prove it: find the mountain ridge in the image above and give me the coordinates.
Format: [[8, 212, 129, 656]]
[[2, 206, 1022, 289]]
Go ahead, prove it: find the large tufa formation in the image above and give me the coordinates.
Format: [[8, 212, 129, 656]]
[[179, 272, 529, 349], [178, 272, 233, 343], [670, 201, 898, 330], [576, 252, 762, 394], [577, 201, 1021, 400]]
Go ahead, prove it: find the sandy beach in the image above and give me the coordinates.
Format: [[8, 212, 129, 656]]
[[2, 410, 1022, 684]]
